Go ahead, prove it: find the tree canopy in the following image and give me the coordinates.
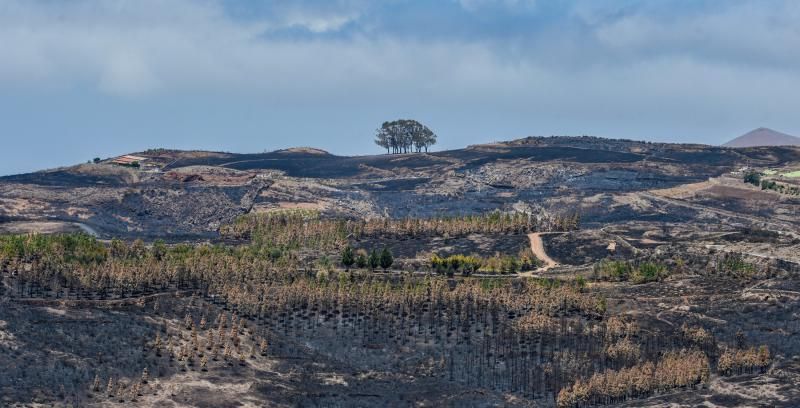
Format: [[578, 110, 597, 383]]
[[374, 119, 437, 154]]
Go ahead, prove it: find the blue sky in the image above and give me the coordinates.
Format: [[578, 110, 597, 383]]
[[1, 0, 800, 175]]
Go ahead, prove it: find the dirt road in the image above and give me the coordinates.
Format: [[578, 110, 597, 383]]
[[526, 232, 558, 273]]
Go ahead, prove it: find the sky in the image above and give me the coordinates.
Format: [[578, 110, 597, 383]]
[[1, 0, 800, 176]]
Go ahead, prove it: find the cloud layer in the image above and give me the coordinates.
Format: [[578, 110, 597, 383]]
[[1, 0, 799, 175]]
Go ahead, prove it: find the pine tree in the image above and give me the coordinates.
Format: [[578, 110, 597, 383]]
[[116, 379, 125, 401], [368, 249, 380, 271], [218, 318, 227, 346], [379, 247, 394, 271], [91, 374, 101, 393], [130, 382, 140, 401], [341, 246, 355, 271], [355, 250, 368, 269], [153, 332, 162, 354], [106, 378, 115, 397], [192, 322, 199, 350], [229, 321, 239, 346]]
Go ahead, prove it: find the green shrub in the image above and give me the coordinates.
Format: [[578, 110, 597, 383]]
[[594, 260, 631, 281], [717, 253, 756, 278], [368, 249, 380, 271], [595, 259, 668, 284], [379, 247, 393, 270], [631, 262, 666, 283], [430, 254, 482, 276], [341, 245, 355, 270], [355, 250, 368, 268], [743, 172, 761, 186]]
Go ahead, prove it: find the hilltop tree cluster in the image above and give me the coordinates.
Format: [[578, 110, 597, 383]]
[[374, 119, 437, 154]]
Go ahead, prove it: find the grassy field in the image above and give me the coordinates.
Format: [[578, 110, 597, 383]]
[[781, 170, 800, 178]]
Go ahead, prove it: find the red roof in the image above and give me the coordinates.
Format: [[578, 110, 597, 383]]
[[110, 155, 147, 165]]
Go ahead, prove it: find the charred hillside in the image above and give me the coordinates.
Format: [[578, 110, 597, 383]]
[[1, 136, 798, 239], [3, 136, 800, 408]]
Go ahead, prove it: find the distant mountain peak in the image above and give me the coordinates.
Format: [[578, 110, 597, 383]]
[[723, 127, 800, 148]]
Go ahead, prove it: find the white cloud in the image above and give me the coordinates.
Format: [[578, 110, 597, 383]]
[[0, 0, 798, 126], [282, 13, 357, 33], [98, 50, 159, 96], [456, 0, 537, 12], [3, 0, 800, 177], [273, 5, 361, 34], [0, 0, 276, 96], [0, 0, 526, 98], [589, 1, 800, 70]]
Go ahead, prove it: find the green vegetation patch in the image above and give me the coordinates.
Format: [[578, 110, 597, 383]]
[[593, 259, 669, 284], [428, 249, 542, 276], [716, 253, 756, 278], [0, 233, 108, 265]]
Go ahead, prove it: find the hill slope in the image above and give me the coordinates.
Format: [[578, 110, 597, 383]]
[[2, 136, 800, 238], [723, 127, 800, 147]]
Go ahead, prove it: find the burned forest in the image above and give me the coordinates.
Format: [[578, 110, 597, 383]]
[[2, 137, 800, 407]]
